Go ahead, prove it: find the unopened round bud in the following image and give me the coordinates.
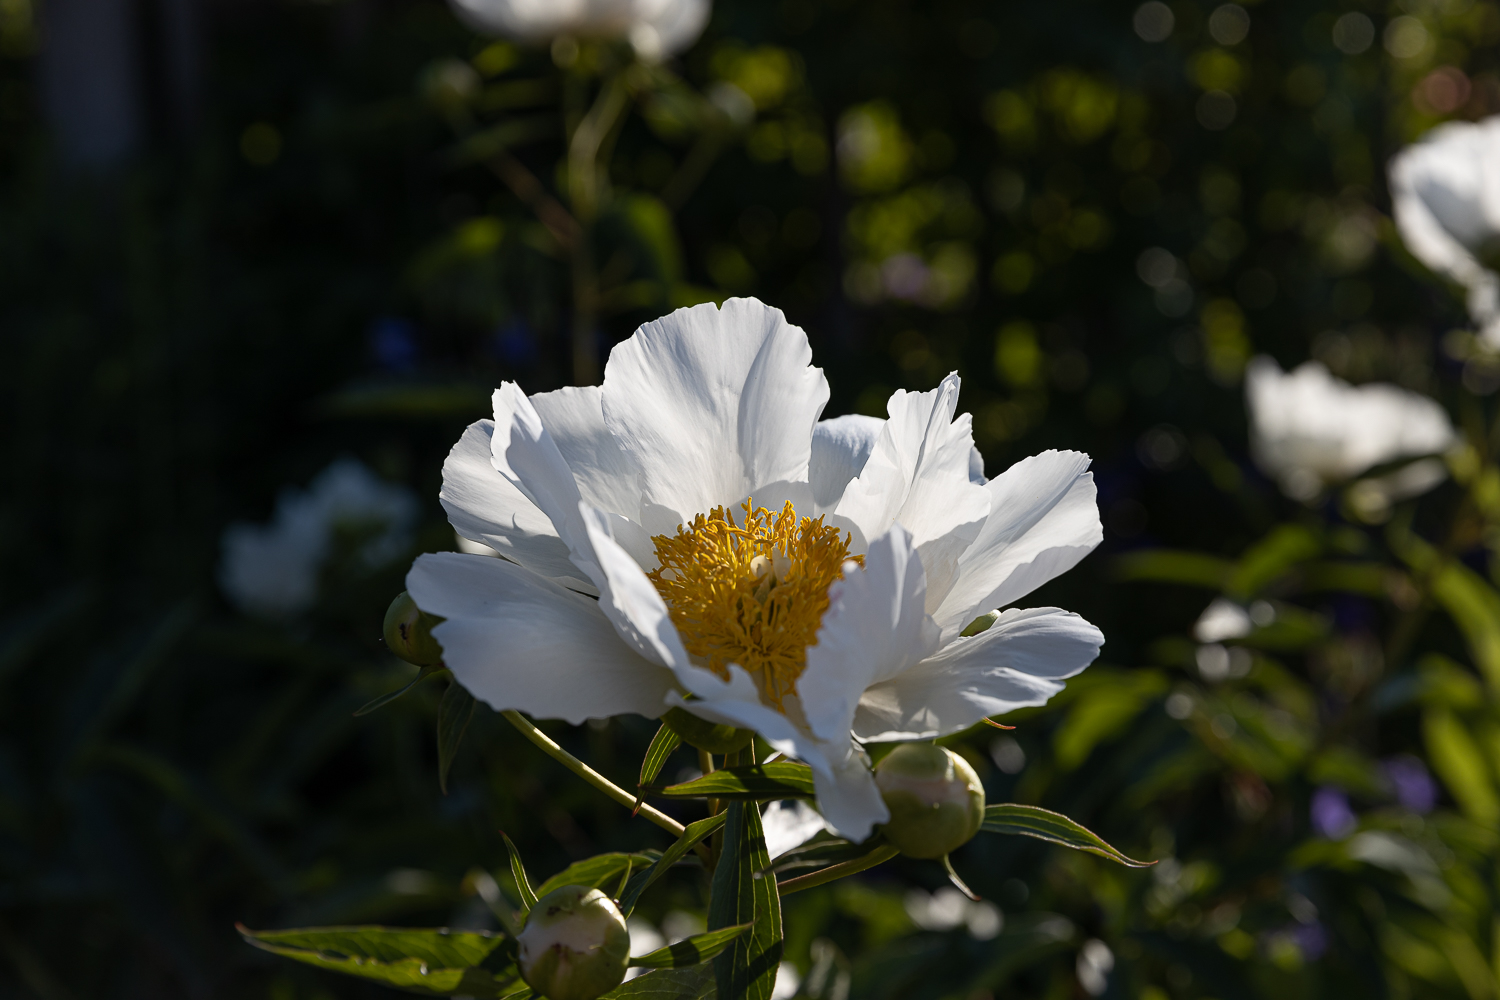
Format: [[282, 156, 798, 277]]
[[874, 743, 985, 859], [663, 706, 754, 754], [517, 886, 630, 1000], [382, 591, 444, 666]]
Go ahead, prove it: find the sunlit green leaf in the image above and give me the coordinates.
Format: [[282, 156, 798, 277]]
[[535, 852, 661, 901], [981, 804, 1154, 867], [650, 763, 814, 800], [630, 924, 752, 969], [1228, 524, 1321, 598], [501, 832, 539, 914], [637, 724, 683, 808], [619, 813, 725, 915], [708, 800, 783, 1000], [1423, 709, 1499, 825], [599, 966, 716, 999], [238, 924, 520, 997]]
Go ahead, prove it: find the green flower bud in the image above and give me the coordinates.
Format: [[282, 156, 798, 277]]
[[382, 591, 444, 666], [874, 743, 985, 859], [662, 706, 755, 754], [517, 886, 630, 1000]]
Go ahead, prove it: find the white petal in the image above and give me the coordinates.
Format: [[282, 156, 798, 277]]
[[853, 607, 1103, 741], [799, 525, 940, 744], [406, 552, 677, 722], [809, 743, 888, 843], [761, 800, 828, 860], [1245, 357, 1456, 494], [440, 419, 592, 590], [932, 450, 1102, 642], [809, 414, 884, 510], [578, 505, 693, 672], [601, 297, 830, 526], [833, 375, 991, 610], [531, 385, 644, 524]]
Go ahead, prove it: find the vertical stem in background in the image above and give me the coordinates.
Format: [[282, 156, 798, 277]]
[[564, 75, 629, 386]]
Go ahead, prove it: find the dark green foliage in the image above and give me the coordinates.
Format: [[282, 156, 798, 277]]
[[649, 763, 815, 800]]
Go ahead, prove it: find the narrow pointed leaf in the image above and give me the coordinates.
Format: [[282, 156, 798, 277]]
[[598, 965, 716, 999], [629, 924, 753, 969], [649, 763, 814, 800], [708, 801, 783, 1000], [237, 924, 520, 997], [501, 832, 539, 913], [438, 681, 477, 793], [941, 854, 980, 901], [637, 724, 683, 809], [619, 813, 726, 915], [981, 804, 1155, 867], [354, 664, 441, 717], [535, 852, 660, 900]]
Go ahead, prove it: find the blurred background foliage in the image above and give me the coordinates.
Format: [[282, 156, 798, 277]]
[[5, 0, 1500, 997]]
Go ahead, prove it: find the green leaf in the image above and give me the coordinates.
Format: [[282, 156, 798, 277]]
[[355, 664, 442, 717], [981, 804, 1155, 867], [619, 813, 726, 915], [1113, 550, 1233, 589], [599, 966, 716, 999], [535, 852, 660, 900], [437, 681, 477, 794], [637, 724, 683, 809], [1423, 709, 1499, 825], [1392, 527, 1500, 693], [1227, 524, 1321, 598], [630, 924, 753, 969], [708, 800, 783, 1000], [501, 831, 539, 913], [238, 924, 521, 997], [650, 763, 814, 800]]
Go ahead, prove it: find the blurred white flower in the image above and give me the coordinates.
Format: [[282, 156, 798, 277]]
[[624, 918, 665, 981], [1389, 116, 1500, 347], [769, 962, 801, 1000], [220, 458, 418, 618], [448, 0, 710, 59], [1245, 357, 1455, 502], [904, 887, 1002, 940], [1192, 597, 1251, 643], [761, 799, 828, 860], [1076, 939, 1114, 996]]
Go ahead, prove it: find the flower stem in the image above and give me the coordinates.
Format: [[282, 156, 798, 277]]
[[776, 845, 900, 896], [501, 710, 686, 837]]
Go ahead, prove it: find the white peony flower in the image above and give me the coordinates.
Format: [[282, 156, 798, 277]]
[[1389, 115, 1500, 347], [220, 458, 418, 618], [1245, 356, 1455, 502], [449, 0, 710, 59], [760, 799, 828, 860], [405, 298, 1103, 841]]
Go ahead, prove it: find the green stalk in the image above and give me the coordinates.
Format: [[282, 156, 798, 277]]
[[501, 710, 685, 837]]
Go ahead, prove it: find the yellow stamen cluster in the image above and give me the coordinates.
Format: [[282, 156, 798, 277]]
[[648, 500, 859, 710]]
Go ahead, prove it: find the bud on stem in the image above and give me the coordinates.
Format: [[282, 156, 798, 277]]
[[517, 886, 631, 1000], [874, 743, 985, 859]]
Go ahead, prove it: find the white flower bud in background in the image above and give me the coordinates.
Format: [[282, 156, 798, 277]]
[[1389, 116, 1500, 348], [219, 458, 417, 618], [874, 744, 985, 859], [1245, 357, 1455, 502], [517, 886, 631, 1000], [447, 0, 710, 60]]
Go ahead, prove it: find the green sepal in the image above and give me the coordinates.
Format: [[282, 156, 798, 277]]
[[648, 762, 814, 800], [501, 831, 539, 914], [636, 724, 683, 811], [981, 803, 1155, 867], [708, 800, 783, 1000], [437, 681, 477, 793], [618, 812, 726, 916], [629, 924, 753, 969], [354, 663, 443, 717], [536, 852, 661, 901], [237, 924, 524, 997]]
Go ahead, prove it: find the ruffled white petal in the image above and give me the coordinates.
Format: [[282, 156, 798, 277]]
[[531, 385, 644, 524], [798, 525, 939, 745], [833, 375, 991, 609], [440, 419, 591, 590], [601, 298, 830, 531], [808, 743, 888, 843], [578, 504, 693, 671], [931, 450, 1102, 642], [809, 414, 884, 510], [406, 551, 677, 722], [852, 607, 1103, 741]]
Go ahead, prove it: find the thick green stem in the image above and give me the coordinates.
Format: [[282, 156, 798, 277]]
[[776, 845, 900, 896], [502, 710, 685, 837]]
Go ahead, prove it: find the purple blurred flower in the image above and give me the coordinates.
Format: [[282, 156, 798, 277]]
[[1383, 755, 1438, 814], [370, 317, 419, 372], [1287, 921, 1328, 960], [1310, 786, 1357, 838]]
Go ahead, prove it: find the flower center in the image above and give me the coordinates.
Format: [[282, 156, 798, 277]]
[[648, 500, 859, 710]]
